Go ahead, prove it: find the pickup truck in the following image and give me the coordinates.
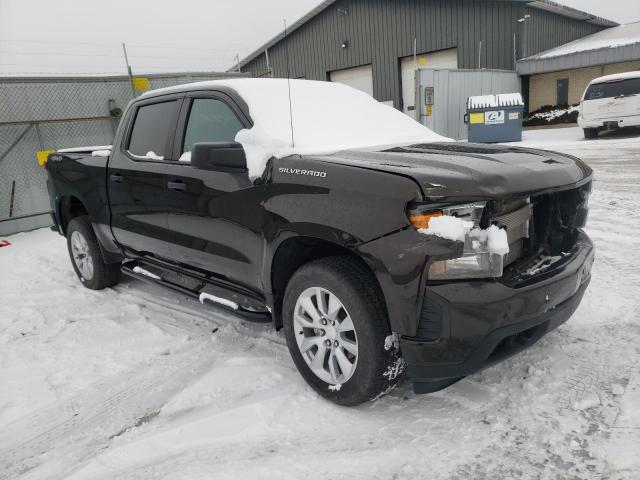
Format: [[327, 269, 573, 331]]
[[46, 79, 594, 405]]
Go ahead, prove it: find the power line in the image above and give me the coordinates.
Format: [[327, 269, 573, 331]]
[[0, 50, 233, 61], [0, 38, 246, 53]]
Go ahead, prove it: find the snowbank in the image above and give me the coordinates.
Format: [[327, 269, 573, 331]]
[[143, 79, 449, 179]]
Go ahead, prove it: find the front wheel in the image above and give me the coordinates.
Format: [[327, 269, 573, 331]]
[[583, 128, 598, 139], [66, 216, 121, 290], [283, 256, 404, 405]]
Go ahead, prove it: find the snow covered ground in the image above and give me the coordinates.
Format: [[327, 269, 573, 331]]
[[1, 126, 639, 479]]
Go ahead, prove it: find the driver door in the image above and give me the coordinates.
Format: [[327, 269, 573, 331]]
[[163, 92, 265, 292]]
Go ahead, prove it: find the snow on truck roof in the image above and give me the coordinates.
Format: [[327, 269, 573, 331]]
[[142, 78, 448, 178]]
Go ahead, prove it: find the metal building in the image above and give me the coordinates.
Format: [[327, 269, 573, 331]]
[[237, 0, 616, 111], [0, 72, 244, 236], [517, 21, 640, 110]]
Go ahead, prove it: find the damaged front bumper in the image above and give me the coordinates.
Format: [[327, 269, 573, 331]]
[[401, 230, 595, 394]]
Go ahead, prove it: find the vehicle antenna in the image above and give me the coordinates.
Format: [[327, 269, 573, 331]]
[[283, 19, 295, 148]]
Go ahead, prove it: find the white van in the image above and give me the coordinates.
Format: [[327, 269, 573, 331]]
[[578, 71, 640, 139]]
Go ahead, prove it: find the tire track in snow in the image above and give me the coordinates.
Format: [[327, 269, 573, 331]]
[[0, 277, 286, 480], [0, 340, 218, 480]]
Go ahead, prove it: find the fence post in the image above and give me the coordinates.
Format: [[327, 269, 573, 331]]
[[9, 180, 16, 218]]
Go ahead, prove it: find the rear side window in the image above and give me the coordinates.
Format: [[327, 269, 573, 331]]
[[584, 78, 640, 101], [182, 98, 244, 154], [128, 101, 177, 159]]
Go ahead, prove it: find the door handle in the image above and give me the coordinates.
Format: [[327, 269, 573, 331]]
[[110, 174, 124, 183], [167, 180, 187, 191]]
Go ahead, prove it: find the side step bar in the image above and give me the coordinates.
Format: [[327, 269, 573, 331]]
[[121, 259, 272, 323]]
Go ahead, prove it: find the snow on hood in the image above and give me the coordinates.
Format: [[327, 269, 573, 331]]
[[143, 79, 449, 179]]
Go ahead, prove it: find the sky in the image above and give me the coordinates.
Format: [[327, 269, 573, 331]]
[[0, 0, 638, 77]]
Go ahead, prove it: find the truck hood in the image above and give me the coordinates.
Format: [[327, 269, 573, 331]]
[[317, 142, 593, 200]]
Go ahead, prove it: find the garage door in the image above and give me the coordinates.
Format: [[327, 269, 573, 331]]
[[401, 48, 457, 117], [329, 64, 374, 97]]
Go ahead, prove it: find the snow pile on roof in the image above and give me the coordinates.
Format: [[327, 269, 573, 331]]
[[144, 79, 449, 179], [467, 93, 524, 109], [533, 21, 640, 59]]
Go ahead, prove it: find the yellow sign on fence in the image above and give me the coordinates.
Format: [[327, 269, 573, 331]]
[[36, 150, 55, 167], [132, 77, 150, 92]]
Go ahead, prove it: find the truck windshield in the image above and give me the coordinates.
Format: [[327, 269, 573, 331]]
[[584, 78, 640, 100]]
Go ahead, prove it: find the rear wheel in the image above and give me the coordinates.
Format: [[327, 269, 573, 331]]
[[66, 216, 120, 290], [583, 128, 598, 139], [283, 256, 404, 405]]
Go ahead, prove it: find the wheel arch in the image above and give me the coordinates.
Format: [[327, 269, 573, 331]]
[[57, 195, 123, 264], [266, 233, 389, 331], [57, 195, 89, 235]]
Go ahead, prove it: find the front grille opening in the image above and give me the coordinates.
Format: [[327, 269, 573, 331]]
[[500, 182, 591, 284]]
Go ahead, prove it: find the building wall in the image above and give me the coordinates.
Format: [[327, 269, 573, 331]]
[[242, 0, 604, 110], [520, 7, 603, 59], [528, 60, 640, 110]]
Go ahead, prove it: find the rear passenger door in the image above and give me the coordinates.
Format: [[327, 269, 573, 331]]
[[163, 92, 265, 292], [108, 95, 182, 259]]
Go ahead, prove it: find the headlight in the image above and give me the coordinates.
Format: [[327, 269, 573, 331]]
[[408, 202, 506, 280]]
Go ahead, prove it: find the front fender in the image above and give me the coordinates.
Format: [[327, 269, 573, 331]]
[[356, 228, 460, 336]]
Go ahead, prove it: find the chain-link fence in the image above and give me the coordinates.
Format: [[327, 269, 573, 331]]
[[0, 72, 246, 236]]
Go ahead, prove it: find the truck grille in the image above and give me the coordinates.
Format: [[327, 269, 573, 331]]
[[499, 182, 591, 281]]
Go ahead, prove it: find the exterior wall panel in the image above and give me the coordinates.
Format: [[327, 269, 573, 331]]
[[521, 7, 603, 59], [242, 0, 606, 111], [528, 60, 640, 110]]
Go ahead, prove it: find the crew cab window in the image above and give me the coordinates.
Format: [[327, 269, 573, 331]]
[[180, 98, 244, 161], [584, 78, 640, 100], [128, 101, 177, 160]]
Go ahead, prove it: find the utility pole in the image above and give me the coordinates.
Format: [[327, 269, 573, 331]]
[[122, 42, 136, 97]]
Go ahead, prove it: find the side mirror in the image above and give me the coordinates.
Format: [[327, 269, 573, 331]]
[[190, 142, 247, 172]]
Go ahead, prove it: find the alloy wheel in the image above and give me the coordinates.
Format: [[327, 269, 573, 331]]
[[293, 287, 358, 384], [70, 230, 94, 280]]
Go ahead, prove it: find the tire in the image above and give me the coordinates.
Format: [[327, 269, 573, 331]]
[[283, 256, 404, 406], [583, 128, 598, 139], [66, 216, 121, 290]]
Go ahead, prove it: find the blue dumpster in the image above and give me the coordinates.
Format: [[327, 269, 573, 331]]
[[465, 93, 524, 143]]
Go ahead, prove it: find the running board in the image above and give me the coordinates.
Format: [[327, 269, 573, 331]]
[[121, 260, 271, 322]]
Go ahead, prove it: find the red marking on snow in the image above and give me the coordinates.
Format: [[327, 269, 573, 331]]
[[0, 240, 11, 247]]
